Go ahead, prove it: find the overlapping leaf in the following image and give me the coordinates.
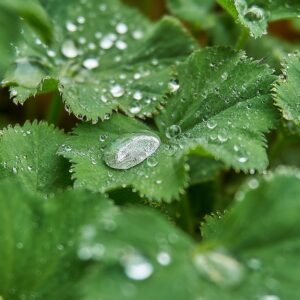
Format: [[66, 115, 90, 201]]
[[199, 167, 300, 299], [0, 0, 51, 77], [59, 47, 277, 201], [167, 0, 215, 28], [218, 0, 300, 38], [4, 0, 196, 121], [274, 52, 300, 125], [0, 121, 71, 193], [0, 178, 117, 300]]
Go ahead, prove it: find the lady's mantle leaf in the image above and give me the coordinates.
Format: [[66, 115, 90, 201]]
[[218, 0, 300, 38], [0, 121, 71, 193], [199, 167, 300, 299], [77, 207, 200, 300], [4, 0, 196, 122], [167, 0, 216, 28], [59, 47, 277, 202], [274, 52, 300, 125], [0, 178, 117, 300]]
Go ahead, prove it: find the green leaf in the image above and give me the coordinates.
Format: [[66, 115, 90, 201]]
[[59, 47, 277, 201], [4, 0, 196, 122], [0, 0, 52, 77], [0, 0, 52, 43], [59, 115, 189, 202], [77, 207, 200, 300], [156, 47, 277, 172], [199, 167, 300, 299], [274, 52, 300, 125], [0, 178, 117, 300], [0, 121, 71, 193], [218, 0, 300, 38], [167, 0, 216, 28]]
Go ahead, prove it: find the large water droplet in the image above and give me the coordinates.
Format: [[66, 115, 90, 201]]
[[83, 58, 99, 70], [103, 132, 160, 170], [121, 252, 154, 281], [244, 5, 265, 21], [61, 39, 78, 58], [193, 251, 245, 288], [133, 90, 143, 101], [110, 84, 125, 98], [165, 125, 181, 139]]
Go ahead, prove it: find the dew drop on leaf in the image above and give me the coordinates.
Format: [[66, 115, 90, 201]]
[[259, 295, 280, 300], [121, 252, 154, 281], [82, 58, 99, 70], [61, 39, 79, 58], [100, 35, 114, 49], [133, 90, 143, 101], [103, 132, 161, 170], [116, 22, 128, 34], [168, 79, 180, 93], [110, 84, 125, 98], [156, 251, 171, 266], [193, 251, 245, 288], [244, 5, 265, 22], [66, 21, 77, 32], [115, 40, 128, 50], [146, 157, 158, 168], [165, 125, 181, 139]]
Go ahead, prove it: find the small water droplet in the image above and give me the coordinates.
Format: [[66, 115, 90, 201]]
[[103, 132, 160, 170], [260, 295, 280, 300], [47, 49, 56, 58], [168, 79, 180, 93], [61, 39, 78, 58], [100, 35, 114, 49], [157, 251, 171, 266], [66, 21, 77, 32], [146, 157, 158, 167], [110, 84, 125, 98], [165, 125, 181, 139], [206, 120, 217, 130], [133, 91, 143, 101], [129, 106, 141, 114], [116, 22, 128, 34], [77, 16, 86, 24], [83, 58, 99, 70], [122, 252, 154, 281], [116, 40, 127, 50], [132, 30, 143, 40]]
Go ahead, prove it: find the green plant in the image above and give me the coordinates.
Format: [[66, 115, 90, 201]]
[[0, 0, 300, 299]]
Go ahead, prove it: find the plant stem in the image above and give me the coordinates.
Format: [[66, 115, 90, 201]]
[[235, 28, 249, 50], [47, 92, 63, 125]]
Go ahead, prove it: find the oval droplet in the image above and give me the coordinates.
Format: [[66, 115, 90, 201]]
[[110, 84, 125, 98], [121, 252, 154, 281], [193, 250, 245, 288], [165, 125, 181, 139], [83, 58, 99, 70], [103, 132, 161, 170], [61, 39, 78, 58]]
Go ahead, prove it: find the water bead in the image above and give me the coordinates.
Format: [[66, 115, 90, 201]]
[[103, 132, 161, 170], [83, 58, 99, 70]]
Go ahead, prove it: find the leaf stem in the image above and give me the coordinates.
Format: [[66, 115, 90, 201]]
[[47, 91, 63, 125], [235, 28, 249, 50]]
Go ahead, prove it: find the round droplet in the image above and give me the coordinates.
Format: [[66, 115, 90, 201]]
[[133, 91, 143, 101], [103, 132, 161, 170], [146, 157, 158, 168], [156, 252, 171, 266], [121, 252, 154, 281], [132, 30, 143, 40], [129, 106, 141, 114], [77, 16, 86, 24], [61, 39, 78, 58], [110, 84, 125, 98], [244, 5, 265, 21], [168, 79, 180, 93], [193, 251, 245, 288], [83, 58, 99, 70], [165, 125, 181, 139], [100, 35, 114, 49], [206, 120, 217, 130], [116, 22, 128, 34]]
